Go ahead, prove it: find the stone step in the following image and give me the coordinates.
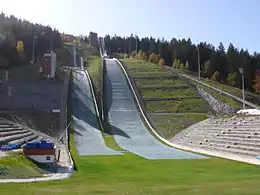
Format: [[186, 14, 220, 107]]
[[182, 135, 260, 149], [187, 132, 260, 140], [201, 124, 260, 128], [9, 134, 38, 146], [0, 129, 29, 137], [197, 126, 260, 131], [0, 127, 24, 133], [217, 134, 260, 140], [0, 132, 34, 145], [184, 133, 260, 143], [179, 141, 259, 157], [182, 138, 260, 154], [187, 130, 260, 136], [0, 120, 12, 125], [0, 124, 15, 128]]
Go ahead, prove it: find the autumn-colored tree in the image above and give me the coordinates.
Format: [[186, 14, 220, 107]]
[[16, 40, 24, 53], [185, 61, 189, 69], [172, 59, 181, 69], [148, 53, 159, 64], [227, 72, 237, 86], [137, 50, 148, 61], [158, 58, 165, 66], [76, 36, 81, 43], [211, 70, 220, 81], [252, 79, 260, 93]]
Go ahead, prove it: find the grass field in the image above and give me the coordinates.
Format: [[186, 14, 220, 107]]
[[122, 58, 210, 139], [136, 78, 187, 87], [2, 123, 260, 194], [145, 99, 209, 113], [132, 71, 172, 77], [141, 88, 199, 98], [0, 152, 43, 179], [85, 55, 102, 89], [150, 114, 208, 139]]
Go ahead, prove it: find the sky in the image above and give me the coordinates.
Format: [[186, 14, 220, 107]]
[[1, 0, 260, 53]]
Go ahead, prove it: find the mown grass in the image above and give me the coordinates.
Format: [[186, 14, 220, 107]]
[[122, 58, 160, 69], [145, 99, 209, 113], [132, 71, 172, 77], [136, 78, 187, 87], [150, 114, 208, 139], [122, 59, 208, 111], [123, 58, 210, 140], [85, 55, 102, 89], [2, 123, 260, 194], [141, 88, 199, 98], [0, 151, 43, 179]]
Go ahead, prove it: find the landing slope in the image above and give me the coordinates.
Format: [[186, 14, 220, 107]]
[[105, 59, 206, 159], [72, 69, 122, 156]]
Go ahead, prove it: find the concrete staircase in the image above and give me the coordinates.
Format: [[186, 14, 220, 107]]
[[0, 118, 42, 147], [172, 116, 260, 158]]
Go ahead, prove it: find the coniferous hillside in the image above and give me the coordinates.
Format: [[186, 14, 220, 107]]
[[104, 34, 260, 93]]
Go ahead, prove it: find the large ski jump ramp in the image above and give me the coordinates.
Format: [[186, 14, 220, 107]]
[[105, 59, 207, 159], [72, 69, 122, 156]]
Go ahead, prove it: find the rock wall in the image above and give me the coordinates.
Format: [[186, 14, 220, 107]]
[[196, 87, 238, 116]]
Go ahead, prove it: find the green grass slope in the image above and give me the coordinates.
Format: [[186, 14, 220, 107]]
[[121, 58, 209, 138], [2, 125, 260, 195]]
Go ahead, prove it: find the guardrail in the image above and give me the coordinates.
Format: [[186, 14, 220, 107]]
[[59, 68, 71, 144], [180, 73, 260, 110]]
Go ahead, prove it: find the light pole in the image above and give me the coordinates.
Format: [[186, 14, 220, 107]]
[[32, 35, 36, 64], [135, 35, 138, 56], [239, 68, 245, 110], [197, 46, 200, 80]]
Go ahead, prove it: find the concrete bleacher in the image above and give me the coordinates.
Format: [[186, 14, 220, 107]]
[[172, 116, 260, 158], [0, 118, 44, 147]]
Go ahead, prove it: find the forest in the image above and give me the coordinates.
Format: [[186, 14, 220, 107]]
[[0, 11, 260, 93], [0, 12, 67, 69], [104, 34, 260, 93]]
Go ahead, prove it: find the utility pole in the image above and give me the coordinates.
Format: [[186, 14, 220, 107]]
[[32, 35, 36, 64], [124, 37, 127, 58], [50, 30, 53, 52], [197, 46, 200, 80], [135, 35, 138, 56], [129, 36, 132, 58], [239, 68, 245, 110], [73, 45, 76, 67]]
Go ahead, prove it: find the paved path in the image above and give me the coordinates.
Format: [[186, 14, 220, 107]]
[[148, 112, 209, 115], [72, 70, 122, 156], [0, 151, 6, 158], [105, 59, 206, 159]]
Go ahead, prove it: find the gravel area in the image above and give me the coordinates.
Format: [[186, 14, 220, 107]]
[[197, 87, 238, 116]]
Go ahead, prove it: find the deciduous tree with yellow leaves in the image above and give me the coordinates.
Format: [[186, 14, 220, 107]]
[[158, 58, 165, 66], [148, 53, 159, 64], [137, 50, 148, 61], [16, 40, 24, 53]]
